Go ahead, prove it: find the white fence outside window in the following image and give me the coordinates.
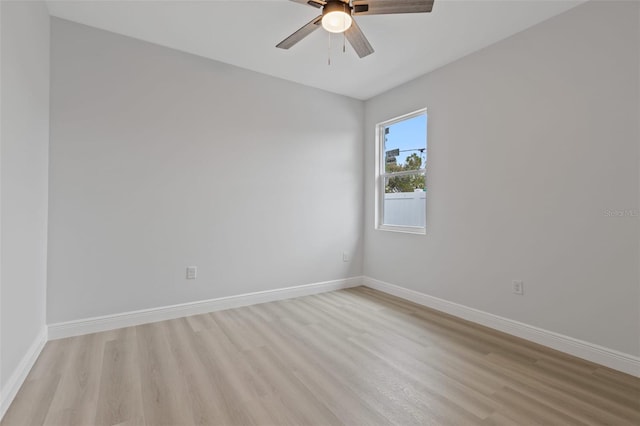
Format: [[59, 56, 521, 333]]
[[383, 191, 426, 227]]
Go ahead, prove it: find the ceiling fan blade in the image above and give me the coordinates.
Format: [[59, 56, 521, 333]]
[[276, 15, 323, 50], [289, 0, 326, 9], [352, 0, 434, 15], [345, 20, 374, 58]]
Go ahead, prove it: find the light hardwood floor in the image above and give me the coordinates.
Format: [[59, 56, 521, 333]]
[[3, 287, 639, 425]]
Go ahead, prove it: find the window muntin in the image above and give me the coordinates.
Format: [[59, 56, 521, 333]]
[[376, 109, 427, 234]]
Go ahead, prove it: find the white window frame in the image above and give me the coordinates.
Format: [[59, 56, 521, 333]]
[[375, 108, 427, 235]]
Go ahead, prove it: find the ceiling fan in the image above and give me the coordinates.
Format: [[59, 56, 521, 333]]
[[276, 0, 435, 58]]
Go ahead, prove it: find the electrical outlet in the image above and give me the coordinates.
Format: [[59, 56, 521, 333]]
[[342, 252, 350, 262], [512, 280, 524, 295], [186, 266, 197, 280]]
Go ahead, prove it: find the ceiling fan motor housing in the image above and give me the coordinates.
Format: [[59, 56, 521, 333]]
[[322, 0, 352, 17]]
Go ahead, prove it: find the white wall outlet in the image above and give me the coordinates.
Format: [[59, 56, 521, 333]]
[[342, 252, 350, 262], [512, 280, 524, 295], [186, 266, 197, 280]]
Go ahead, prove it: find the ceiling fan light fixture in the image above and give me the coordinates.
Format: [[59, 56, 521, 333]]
[[321, 2, 353, 33], [322, 11, 352, 33]]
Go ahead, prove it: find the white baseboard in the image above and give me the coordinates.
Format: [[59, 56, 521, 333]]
[[0, 327, 48, 421], [48, 276, 363, 340], [363, 276, 640, 378]]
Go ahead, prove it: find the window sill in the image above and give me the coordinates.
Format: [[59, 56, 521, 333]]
[[376, 224, 426, 235]]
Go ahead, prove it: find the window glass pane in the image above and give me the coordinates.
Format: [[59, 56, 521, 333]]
[[385, 172, 425, 193], [383, 174, 426, 227], [384, 114, 427, 174]]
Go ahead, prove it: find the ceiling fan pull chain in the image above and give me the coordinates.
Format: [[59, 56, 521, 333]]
[[343, 3, 347, 52], [328, 32, 332, 66]]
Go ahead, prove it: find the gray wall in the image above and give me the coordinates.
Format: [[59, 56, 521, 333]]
[[0, 0, 50, 391], [364, 0, 640, 356], [48, 19, 364, 323]]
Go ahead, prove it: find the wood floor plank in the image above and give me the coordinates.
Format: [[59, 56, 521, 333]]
[[348, 332, 499, 418], [0, 373, 61, 426], [242, 346, 343, 425], [94, 327, 144, 426], [135, 322, 194, 426], [429, 345, 637, 425], [41, 332, 106, 426], [485, 351, 640, 422], [3, 286, 639, 425], [259, 309, 430, 424], [491, 385, 589, 426], [163, 318, 240, 425], [299, 320, 477, 425], [22, 338, 69, 381], [235, 307, 391, 426], [190, 327, 266, 425]]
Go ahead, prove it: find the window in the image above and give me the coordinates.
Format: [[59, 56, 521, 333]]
[[375, 109, 427, 234]]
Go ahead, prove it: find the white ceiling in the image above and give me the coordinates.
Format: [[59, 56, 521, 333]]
[[46, 0, 584, 100]]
